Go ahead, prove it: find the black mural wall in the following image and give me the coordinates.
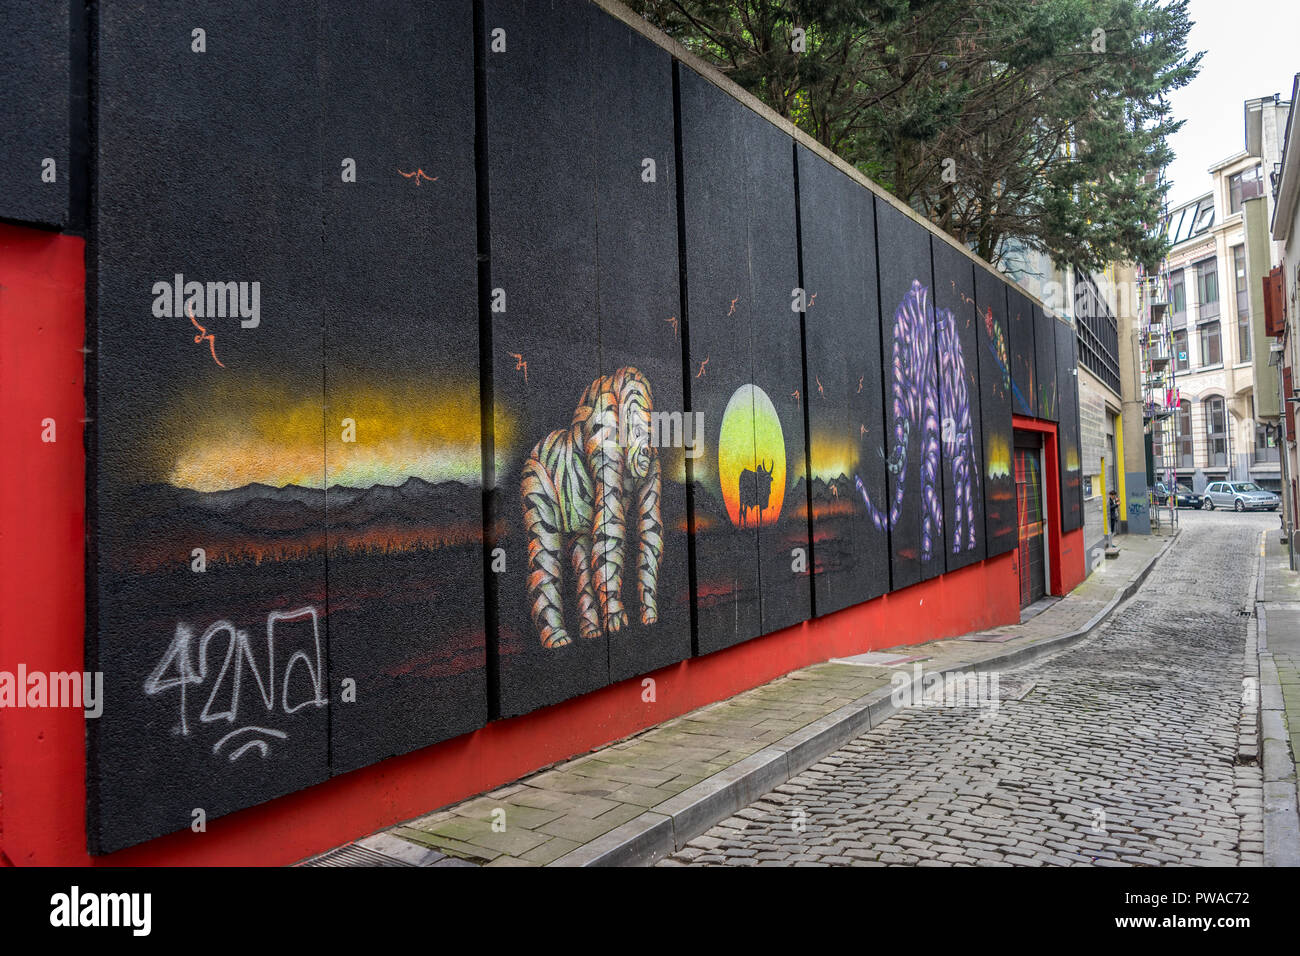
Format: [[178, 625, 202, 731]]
[[975, 268, 1017, 558], [485, 0, 607, 716], [0, 0, 1086, 853], [930, 238, 987, 574], [795, 145, 888, 616], [589, 14, 692, 685], [873, 200, 942, 591], [484, 0, 691, 717], [320, 0, 486, 773], [91, 2, 333, 855], [0, 0, 72, 228], [1035, 305, 1059, 423], [1009, 287, 1037, 419], [678, 68, 810, 656]]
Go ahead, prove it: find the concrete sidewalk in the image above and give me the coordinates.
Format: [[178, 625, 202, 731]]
[[306, 530, 1175, 867], [1255, 526, 1300, 866]]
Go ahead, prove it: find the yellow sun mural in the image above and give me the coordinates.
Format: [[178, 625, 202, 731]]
[[809, 430, 859, 481], [717, 384, 786, 527], [157, 376, 504, 492], [986, 432, 1011, 480]]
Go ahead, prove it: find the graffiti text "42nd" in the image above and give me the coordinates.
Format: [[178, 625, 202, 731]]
[[143, 606, 327, 762]]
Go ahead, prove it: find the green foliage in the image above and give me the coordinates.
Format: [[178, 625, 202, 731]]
[[629, 0, 1201, 271]]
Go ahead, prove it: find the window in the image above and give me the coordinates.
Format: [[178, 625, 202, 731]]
[[1177, 400, 1194, 468], [1073, 269, 1120, 394], [1229, 165, 1265, 213], [1196, 257, 1219, 319], [1193, 203, 1215, 234], [1173, 328, 1189, 371], [1167, 207, 1186, 241], [1233, 245, 1248, 313], [1170, 269, 1186, 325], [1206, 397, 1227, 467], [1257, 424, 1279, 462], [1199, 320, 1221, 366], [1245, 165, 1265, 199], [1234, 245, 1251, 362], [1164, 197, 1216, 244]]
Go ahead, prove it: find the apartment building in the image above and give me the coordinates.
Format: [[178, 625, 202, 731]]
[[1157, 147, 1279, 493]]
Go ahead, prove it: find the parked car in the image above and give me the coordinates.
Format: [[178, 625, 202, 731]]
[[1153, 481, 1202, 510], [1201, 481, 1280, 512]]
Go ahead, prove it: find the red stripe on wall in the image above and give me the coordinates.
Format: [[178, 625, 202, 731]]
[[0, 223, 88, 865]]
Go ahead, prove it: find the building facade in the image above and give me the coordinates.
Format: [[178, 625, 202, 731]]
[[1244, 92, 1289, 436], [1268, 78, 1300, 542], [1158, 145, 1280, 493]]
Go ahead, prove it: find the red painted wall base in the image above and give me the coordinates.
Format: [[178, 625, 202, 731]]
[[1058, 528, 1087, 595]]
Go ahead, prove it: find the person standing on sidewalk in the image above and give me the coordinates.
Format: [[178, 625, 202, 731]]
[[1108, 490, 1121, 536]]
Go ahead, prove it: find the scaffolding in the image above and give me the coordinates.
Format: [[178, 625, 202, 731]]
[[1139, 262, 1179, 530]]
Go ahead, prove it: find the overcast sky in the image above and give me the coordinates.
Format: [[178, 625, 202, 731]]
[[1163, 0, 1300, 208]]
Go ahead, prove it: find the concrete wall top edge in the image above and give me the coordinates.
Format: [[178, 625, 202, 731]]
[[589, 0, 1063, 321]]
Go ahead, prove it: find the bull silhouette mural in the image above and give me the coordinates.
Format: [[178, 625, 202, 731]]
[[738, 459, 775, 528]]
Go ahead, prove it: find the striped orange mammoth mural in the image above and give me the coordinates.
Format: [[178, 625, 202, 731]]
[[520, 367, 664, 648]]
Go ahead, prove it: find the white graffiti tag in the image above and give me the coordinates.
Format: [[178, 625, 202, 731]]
[[144, 606, 327, 761]]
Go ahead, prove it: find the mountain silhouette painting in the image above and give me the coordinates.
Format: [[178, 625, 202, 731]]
[[116, 477, 481, 573]]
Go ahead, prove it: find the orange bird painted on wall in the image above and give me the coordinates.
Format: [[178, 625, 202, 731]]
[[398, 168, 438, 185], [188, 304, 224, 368]]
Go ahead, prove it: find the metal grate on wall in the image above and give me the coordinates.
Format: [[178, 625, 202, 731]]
[[1074, 268, 1121, 394]]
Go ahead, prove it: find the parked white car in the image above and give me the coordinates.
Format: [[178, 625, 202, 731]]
[[1201, 481, 1280, 512]]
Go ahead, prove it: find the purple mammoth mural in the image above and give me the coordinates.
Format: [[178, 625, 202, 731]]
[[856, 280, 978, 560], [520, 366, 664, 649], [938, 304, 981, 554]]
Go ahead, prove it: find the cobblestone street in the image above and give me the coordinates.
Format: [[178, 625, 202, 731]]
[[662, 511, 1270, 866]]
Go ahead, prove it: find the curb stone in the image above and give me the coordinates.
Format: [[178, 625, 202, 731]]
[[1255, 531, 1300, 866], [549, 531, 1180, 867]]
